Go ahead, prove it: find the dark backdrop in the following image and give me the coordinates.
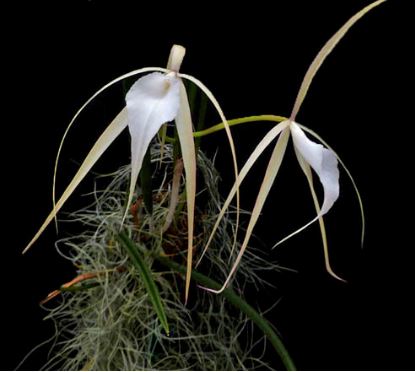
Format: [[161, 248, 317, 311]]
[[2, 0, 412, 370]]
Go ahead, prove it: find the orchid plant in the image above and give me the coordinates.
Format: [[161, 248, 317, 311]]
[[22, 1, 385, 370]]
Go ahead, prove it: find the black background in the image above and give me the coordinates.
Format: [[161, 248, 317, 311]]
[[2, 0, 413, 370]]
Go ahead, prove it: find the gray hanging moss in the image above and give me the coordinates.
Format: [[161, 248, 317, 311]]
[[34, 144, 281, 371]]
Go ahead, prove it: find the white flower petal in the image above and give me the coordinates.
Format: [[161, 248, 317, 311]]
[[179, 73, 241, 267], [125, 72, 180, 221], [53, 67, 167, 225], [23, 108, 129, 253], [290, 122, 339, 215], [175, 80, 197, 304], [196, 120, 290, 268], [290, 0, 386, 120], [203, 127, 291, 294]]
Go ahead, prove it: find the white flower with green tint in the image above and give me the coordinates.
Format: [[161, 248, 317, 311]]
[[23, 45, 240, 303], [198, 0, 386, 293]]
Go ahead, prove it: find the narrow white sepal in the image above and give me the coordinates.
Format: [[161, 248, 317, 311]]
[[23, 108, 129, 254], [125, 72, 181, 221], [167, 44, 186, 72], [290, 122, 339, 215], [175, 80, 197, 304]]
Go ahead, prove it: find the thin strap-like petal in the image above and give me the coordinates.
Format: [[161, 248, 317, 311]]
[[196, 120, 290, 267], [24, 108, 129, 253], [290, 0, 386, 120], [53, 67, 168, 228], [175, 81, 197, 304], [178, 73, 241, 259], [202, 127, 291, 294]]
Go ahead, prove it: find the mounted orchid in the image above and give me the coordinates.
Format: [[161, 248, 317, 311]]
[[23, 44, 240, 303], [197, 0, 386, 293], [19, 1, 389, 369]]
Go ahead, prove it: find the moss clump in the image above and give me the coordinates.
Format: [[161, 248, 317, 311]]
[[36, 144, 280, 370]]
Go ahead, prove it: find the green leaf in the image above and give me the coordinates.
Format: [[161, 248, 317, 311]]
[[117, 233, 169, 335], [118, 232, 295, 371]]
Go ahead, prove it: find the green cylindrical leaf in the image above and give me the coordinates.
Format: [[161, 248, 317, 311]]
[[117, 233, 169, 335], [118, 232, 295, 370]]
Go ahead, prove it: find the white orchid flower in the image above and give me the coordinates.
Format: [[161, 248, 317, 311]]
[[198, 0, 386, 293], [23, 44, 240, 303]]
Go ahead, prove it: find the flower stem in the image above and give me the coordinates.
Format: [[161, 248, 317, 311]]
[[165, 114, 287, 142], [194, 114, 287, 137]]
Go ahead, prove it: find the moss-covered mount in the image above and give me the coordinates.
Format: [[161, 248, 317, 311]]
[[36, 144, 293, 370]]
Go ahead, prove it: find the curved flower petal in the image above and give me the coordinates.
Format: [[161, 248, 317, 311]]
[[179, 73, 241, 266], [290, 122, 339, 215], [175, 81, 197, 304], [23, 108, 129, 253], [124, 72, 180, 222], [53, 67, 167, 227], [196, 120, 290, 268], [290, 0, 386, 120], [201, 127, 291, 294]]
